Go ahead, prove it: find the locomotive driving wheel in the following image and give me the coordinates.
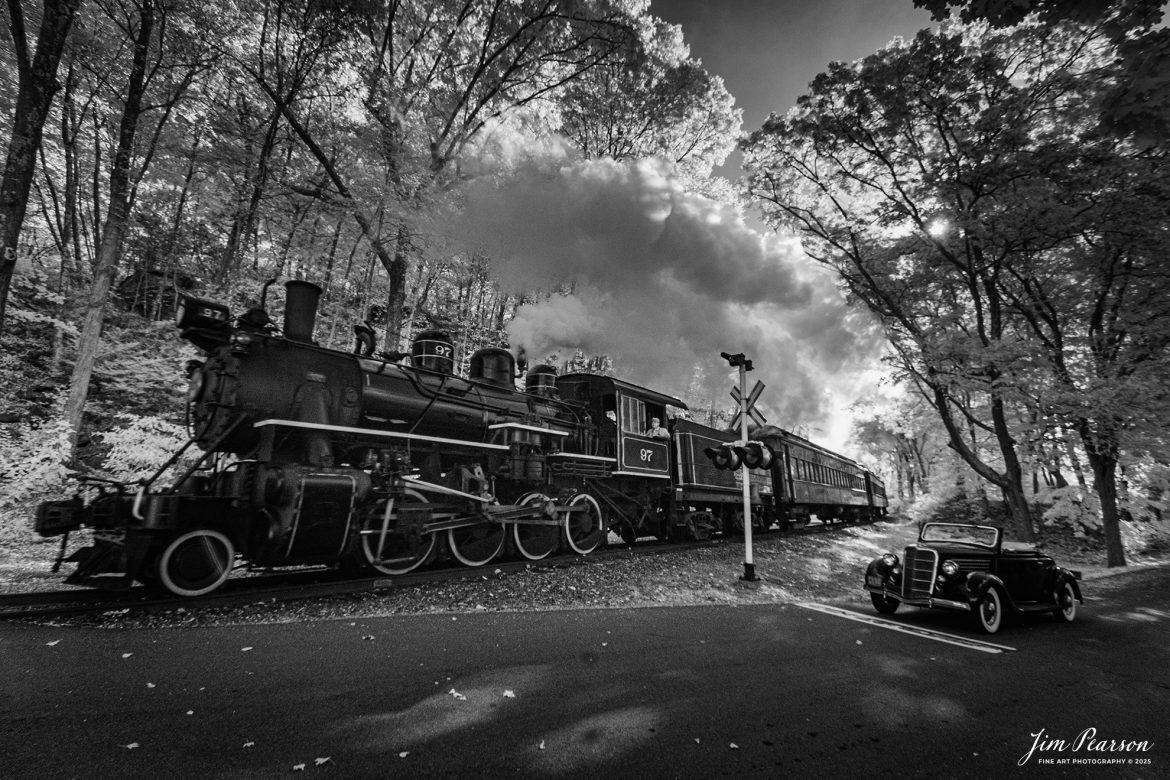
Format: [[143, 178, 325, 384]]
[[447, 521, 506, 567], [359, 488, 437, 575], [156, 529, 236, 597], [564, 493, 603, 555], [512, 493, 560, 561]]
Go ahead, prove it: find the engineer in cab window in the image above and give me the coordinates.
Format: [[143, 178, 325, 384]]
[[645, 417, 670, 439]]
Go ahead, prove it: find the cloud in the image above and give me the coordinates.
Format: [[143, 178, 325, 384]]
[[437, 147, 882, 447]]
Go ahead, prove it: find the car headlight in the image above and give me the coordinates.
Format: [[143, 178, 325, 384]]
[[941, 560, 959, 576], [881, 553, 899, 568]]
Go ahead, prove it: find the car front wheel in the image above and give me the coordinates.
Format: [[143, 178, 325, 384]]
[[870, 592, 899, 614], [974, 587, 1003, 634], [1054, 580, 1078, 623]]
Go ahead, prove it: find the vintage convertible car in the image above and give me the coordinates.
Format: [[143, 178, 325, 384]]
[[864, 522, 1083, 634]]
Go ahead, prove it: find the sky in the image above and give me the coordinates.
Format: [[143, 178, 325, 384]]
[[651, 0, 939, 144], [445, 1, 941, 454]]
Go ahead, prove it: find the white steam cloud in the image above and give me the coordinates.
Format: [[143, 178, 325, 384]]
[[438, 143, 882, 449]]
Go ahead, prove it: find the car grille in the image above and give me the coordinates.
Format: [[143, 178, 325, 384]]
[[902, 546, 938, 599]]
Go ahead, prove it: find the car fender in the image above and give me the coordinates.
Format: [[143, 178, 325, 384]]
[[1050, 567, 1084, 603], [864, 557, 900, 589], [966, 571, 1016, 611]]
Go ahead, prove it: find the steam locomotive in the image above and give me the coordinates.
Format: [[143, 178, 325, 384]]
[[35, 280, 887, 597]]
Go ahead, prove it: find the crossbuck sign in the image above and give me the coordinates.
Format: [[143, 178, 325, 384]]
[[729, 380, 767, 431]]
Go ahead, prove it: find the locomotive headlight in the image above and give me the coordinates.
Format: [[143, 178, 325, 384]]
[[941, 560, 959, 577]]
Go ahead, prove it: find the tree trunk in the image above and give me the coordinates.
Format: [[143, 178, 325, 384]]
[[384, 224, 410, 349], [912, 437, 929, 494], [932, 383, 1035, 540], [63, 0, 155, 453], [269, 100, 405, 346], [992, 418, 1038, 540], [218, 106, 282, 285], [1044, 440, 1069, 489], [154, 130, 202, 320], [1062, 429, 1088, 489], [1085, 450, 1127, 567], [0, 0, 84, 334]]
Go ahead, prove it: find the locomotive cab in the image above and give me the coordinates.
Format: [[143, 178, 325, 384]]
[[555, 374, 684, 479]]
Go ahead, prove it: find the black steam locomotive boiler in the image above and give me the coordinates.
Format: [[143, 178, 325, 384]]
[[36, 281, 620, 595]]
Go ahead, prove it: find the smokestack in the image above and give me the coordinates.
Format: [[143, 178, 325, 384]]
[[283, 280, 322, 343]]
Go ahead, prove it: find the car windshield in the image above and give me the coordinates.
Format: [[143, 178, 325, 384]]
[[919, 523, 999, 548]]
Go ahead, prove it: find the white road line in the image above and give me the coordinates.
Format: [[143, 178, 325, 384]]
[[797, 602, 1017, 654]]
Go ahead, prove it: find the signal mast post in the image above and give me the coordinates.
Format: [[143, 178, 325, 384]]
[[721, 351, 758, 582]]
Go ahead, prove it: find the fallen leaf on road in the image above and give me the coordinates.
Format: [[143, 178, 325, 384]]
[[293, 763, 305, 771], [121, 743, 140, 750], [503, 690, 515, 698], [146, 683, 155, 688], [122, 653, 133, 659], [186, 710, 194, 716], [539, 741, 546, 750], [448, 689, 466, 700], [398, 751, 409, 758], [314, 757, 333, 766], [46, 640, 61, 646], [243, 742, 255, 748], [241, 647, 254, 652], [730, 743, 739, 749], [362, 635, 374, 641], [694, 738, 700, 744]]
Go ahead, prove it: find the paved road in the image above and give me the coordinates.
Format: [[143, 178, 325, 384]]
[[2, 565, 1167, 779]]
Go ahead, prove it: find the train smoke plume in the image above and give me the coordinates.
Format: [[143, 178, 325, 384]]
[[440, 138, 881, 447]]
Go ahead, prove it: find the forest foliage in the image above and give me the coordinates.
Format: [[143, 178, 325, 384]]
[[743, 12, 1170, 563]]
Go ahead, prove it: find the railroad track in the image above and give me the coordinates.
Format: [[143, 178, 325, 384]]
[[0, 519, 864, 621]]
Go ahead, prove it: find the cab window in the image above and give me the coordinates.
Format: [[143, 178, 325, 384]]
[[619, 394, 646, 434]]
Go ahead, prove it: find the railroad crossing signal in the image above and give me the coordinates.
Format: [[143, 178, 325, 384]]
[[703, 443, 741, 471], [703, 440, 774, 471], [738, 441, 773, 469], [717, 350, 762, 583], [729, 380, 766, 430]]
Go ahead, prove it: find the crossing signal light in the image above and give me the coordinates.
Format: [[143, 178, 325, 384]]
[[736, 441, 774, 470], [720, 351, 754, 371], [703, 444, 741, 470]]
